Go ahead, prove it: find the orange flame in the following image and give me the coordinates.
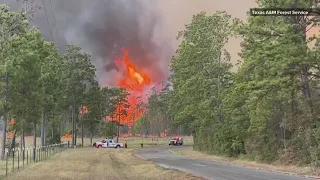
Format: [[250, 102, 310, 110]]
[[8, 118, 15, 139], [80, 105, 88, 114], [117, 48, 151, 92], [107, 48, 151, 128]]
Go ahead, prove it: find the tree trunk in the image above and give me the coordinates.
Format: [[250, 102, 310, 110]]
[[1, 73, 9, 160], [81, 124, 84, 147], [62, 111, 67, 134], [44, 122, 46, 145], [90, 128, 93, 146], [71, 105, 75, 146], [116, 125, 119, 142], [32, 122, 37, 161], [300, 65, 313, 113], [117, 115, 120, 143], [51, 121, 54, 140], [9, 130, 17, 156], [296, 16, 314, 114], [40, 110, 46, 146], [192, 130, 196, 150], [74, 114, 77, 145], [0, 115, 8, 160], [58, 122, 61, 143], [20, 130, 25, 159]]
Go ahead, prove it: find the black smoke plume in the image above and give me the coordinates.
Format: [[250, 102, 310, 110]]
[[1, 0, 173, 86]]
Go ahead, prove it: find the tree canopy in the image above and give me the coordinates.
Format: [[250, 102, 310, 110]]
[[2, 0, 320, 168], [165, 0, 320, 166], [0, 4, 127, 160]]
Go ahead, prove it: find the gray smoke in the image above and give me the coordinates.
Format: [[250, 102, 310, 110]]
[[1, 0, 173, 87]]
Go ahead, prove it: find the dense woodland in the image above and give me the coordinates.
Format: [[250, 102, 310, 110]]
[[1, 0, 320, 167], [0, 4, 132, 161], [136, 0, 320, 167]]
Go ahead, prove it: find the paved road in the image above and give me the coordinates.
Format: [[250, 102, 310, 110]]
[[135, 146, 314, 180]]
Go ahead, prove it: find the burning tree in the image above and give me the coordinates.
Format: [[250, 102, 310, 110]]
[[107, 48, 151, 134], [106, 88, 130, 142]]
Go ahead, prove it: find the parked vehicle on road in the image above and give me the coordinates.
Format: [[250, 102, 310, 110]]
[[168, 136, 183, 145], [93, 139, 124, 148]]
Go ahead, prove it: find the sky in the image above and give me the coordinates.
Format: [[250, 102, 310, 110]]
[[0, 0, 257, 86]]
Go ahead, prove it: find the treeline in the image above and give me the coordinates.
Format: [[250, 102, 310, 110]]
[[144, 0, 320, 166], [0, 4, 129, 161], [132, 86, 192, 136]]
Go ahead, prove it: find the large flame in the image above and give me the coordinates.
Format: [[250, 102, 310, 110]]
[[107, 48, 151, 128], [117, 48, 151, 92]]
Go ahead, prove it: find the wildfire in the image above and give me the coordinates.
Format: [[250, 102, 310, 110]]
[[8, 118, 15, 139], [107, 48, 151, 128], [117, 48, 151, 92], [80, 105, 88, 114]]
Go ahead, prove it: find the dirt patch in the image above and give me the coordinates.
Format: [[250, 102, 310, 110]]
[[4, 147, 203, 180], [171, 147, 320, 178]]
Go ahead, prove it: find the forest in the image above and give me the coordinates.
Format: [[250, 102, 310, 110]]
[[1, 0, 320, 168], [135, 0, 320, 167], [0, 4, 134, 161]]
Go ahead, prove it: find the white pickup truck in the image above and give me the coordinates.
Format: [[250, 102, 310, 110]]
[[93, 139, 124, 148]]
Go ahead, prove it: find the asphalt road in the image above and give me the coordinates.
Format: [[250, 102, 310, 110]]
[[135, 146, 314, 180]]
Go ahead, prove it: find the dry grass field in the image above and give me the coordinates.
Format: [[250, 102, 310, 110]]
[[2, 135, 193, 148], [3, 146, 203, 180], [0, 136, 195, 179]]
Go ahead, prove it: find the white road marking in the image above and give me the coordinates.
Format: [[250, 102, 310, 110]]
[[192, 163, 206, 167]]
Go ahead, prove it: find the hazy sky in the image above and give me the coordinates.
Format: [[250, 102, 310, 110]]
[[157, 0, 257, 53], [0, 0, 257, 84]]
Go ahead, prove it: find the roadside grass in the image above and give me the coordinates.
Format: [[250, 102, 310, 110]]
[[0, 136, 193, 177], [1, 135, 194, 148], [119, 136, 194, 148], [0, 144, 68, 177], [4, 147, 204, 180], [0, 137, 99, 177], [170, 146, 320, 177]]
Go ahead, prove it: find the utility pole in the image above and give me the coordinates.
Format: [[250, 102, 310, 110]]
[[1, 73, 9, 160]]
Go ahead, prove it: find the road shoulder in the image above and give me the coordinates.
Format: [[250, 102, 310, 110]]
[[170, 146, 320, 179]]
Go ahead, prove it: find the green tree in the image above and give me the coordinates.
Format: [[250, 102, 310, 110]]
[[63, 45, 96, 146], [0, 4, 28, 160], [169, 11, 234, 152], [234, 0, 320, 163], [8, 28, 44, 160], [39, 40, 68, 146], [82, 81, 110, 145], [99, 121, 117, 138], [109, 88, 129, 142]]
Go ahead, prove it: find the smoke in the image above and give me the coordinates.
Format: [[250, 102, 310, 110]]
[[1, 0, 173, 87], [0, 0, 257, 87], [63, 0, 171, 87]]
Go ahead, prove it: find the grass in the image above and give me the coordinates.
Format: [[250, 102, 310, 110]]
[[3, 135, 195, 148], [170, 146, 320, 177], [3, 147, 204, 180], [0, 136, 194, 178], [0, 144, 68, 177]]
